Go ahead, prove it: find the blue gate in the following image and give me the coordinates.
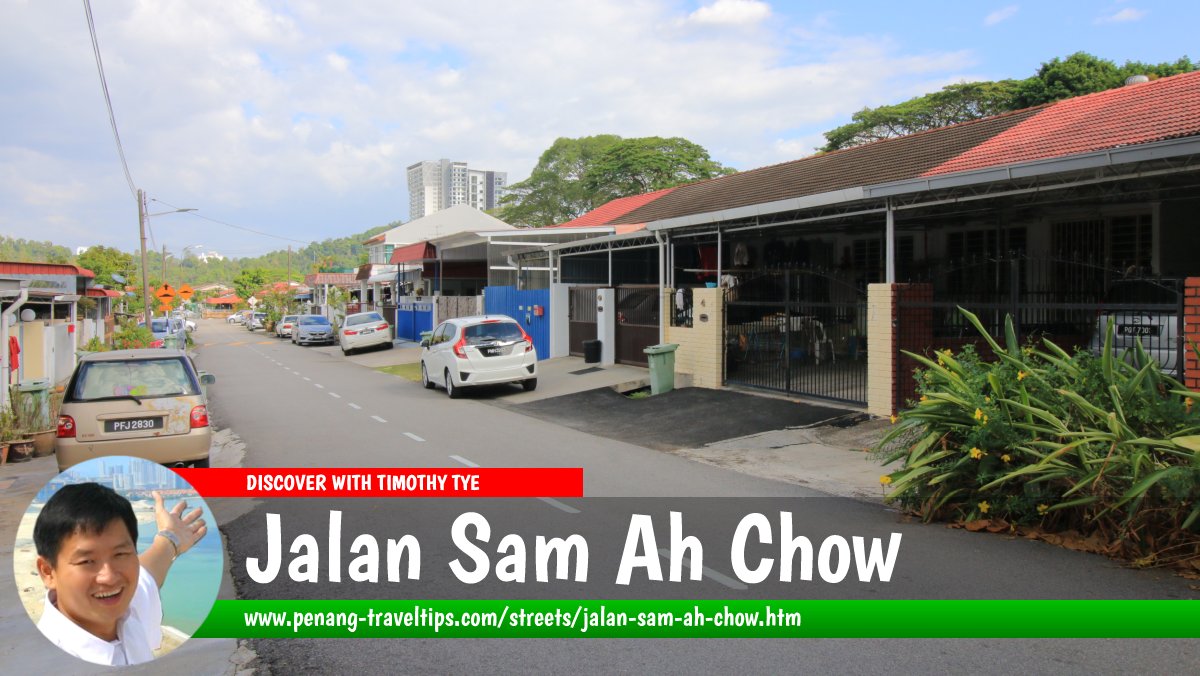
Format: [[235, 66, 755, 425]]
[[484, 286, 550, 360], [395, 301, 435, 341]]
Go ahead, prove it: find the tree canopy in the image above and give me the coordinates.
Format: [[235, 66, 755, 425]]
[[497, 135, 735, 227], [821, 52, 1198, 152], [76, 245, 135, 289]]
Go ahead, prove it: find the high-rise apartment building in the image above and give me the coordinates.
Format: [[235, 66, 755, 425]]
[[407, 159, 506, 218]]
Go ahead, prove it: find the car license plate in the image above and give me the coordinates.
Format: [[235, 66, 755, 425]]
[[362, 328, 374, 334], [481, 346, 503, 357], [1118, 324, 1159, 337], [105, 417, 163, 433]]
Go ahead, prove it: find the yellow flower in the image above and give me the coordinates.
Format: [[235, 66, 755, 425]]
[[982, 415, 989, 425], [984, 396, 991, 403], [969, 447, 985, 460], [974, 408, 983, 420], [1018, 371, 1027, 381], [1037, 504, 1049, 515], [978, 501, 990, 514], [1187, 398, 1194, 411], [879, 475, 893, 486], [920, 395, 928, 402], [1001, 454, 1012, 463], [889, 414, 897, 424]]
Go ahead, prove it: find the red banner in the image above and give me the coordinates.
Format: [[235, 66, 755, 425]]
[[174, 467, 583, 498]]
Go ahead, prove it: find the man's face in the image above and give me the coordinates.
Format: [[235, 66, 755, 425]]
[[36, 518, 140, 640]]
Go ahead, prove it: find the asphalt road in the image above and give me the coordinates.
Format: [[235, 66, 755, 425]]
[[191, 320, 1199, 675]]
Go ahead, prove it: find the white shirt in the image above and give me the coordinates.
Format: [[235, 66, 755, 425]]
[[37, 565, 163, 666]]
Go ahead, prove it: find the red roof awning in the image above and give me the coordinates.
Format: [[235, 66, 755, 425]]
[[85, 288, 122, 297], [390, 241, 437, 265], [205, 294, 243, 305]]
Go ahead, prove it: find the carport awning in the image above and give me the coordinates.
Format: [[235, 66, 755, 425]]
[[390, 241, 436, 265]]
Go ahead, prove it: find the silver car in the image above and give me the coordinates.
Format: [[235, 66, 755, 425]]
[[1090, 279, 1180, 374], [292, 315, 335, 346]]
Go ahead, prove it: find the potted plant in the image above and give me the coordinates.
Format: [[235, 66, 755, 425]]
[[9, 383, 52, 459], [0, 407, 15, 465]]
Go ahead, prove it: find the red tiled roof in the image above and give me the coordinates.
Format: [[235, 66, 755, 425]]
[[205, 294, 242, 305], [364, 233, 386, 245], [925, 70, 1200, 176], [85, 288, 121, 298], [0, 261, 95, 278], [304, 273, 358, 285], [551, 187, 678, 228], [390, 241, 436, 264]]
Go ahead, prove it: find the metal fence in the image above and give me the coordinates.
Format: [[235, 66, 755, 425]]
[[725, 269, 867, 404], [895, 255, 1183, 407]]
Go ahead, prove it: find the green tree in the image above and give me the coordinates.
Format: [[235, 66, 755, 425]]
[[497, 135, 735, 227], [584, 137, 736, 205], [822, 80, 1023, 151], [233, 268, 268, 302], [822, 52, 1198, 152], [497, 135, 624, 227], [77, 245, 136, 289]]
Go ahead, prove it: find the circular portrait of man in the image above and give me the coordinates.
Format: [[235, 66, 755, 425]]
[[13, 456, 220, 666]]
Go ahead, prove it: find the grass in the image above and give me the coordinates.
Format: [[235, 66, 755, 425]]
[[375, 363, 423, 382]]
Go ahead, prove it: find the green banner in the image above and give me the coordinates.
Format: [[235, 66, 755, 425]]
[[192, 600, 1200, 639]]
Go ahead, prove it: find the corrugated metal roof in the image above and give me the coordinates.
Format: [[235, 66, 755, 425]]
[[0, 261, 95, 277]]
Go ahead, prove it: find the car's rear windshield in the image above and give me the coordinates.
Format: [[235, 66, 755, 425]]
[[70, 358, 199, 402], [346, 313, 384, 326], [283, 315, 298, 321], [462, 321, 523, 345], [1104, 280, 1178, 305], [299, 316, 330, 325], [150, 319, 169, 332]]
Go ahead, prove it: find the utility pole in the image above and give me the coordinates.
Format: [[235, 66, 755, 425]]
[[162, 244, 168, 284], [287, 245, 292, 296], [138, 189, 152, 327]]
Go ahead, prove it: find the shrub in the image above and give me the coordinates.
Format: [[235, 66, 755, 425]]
[[112, 321, 155, 350], [878, 308, 1200, 567]]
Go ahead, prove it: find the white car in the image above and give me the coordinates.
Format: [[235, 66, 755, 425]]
[[276, 314, 299, 338], [339, 311, 393, 355], [420, 315, 537, 398]]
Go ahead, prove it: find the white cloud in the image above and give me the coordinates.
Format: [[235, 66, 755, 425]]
[[984, 6, 1019, 26], [687, 0, 771, 26], [0, 1, 1002, 254], [1095, 8, 1147, 23]]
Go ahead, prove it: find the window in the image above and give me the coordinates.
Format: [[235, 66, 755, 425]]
[[463, 321, 523, 345], [73, 359, 198, 402]]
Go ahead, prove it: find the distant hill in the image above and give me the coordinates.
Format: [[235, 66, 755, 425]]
[[0, 220, 400, 287]]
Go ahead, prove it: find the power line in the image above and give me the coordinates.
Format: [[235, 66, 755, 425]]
[[83, 0, 136, 197], [151, 198, 310, 245]]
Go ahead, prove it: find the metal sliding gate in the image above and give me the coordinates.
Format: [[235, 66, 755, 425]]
[[724, 270, 868, 404], [568, 286, 599, 357], [894, 256, 1184, 408]]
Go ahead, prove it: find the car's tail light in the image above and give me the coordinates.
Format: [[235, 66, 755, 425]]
[[520, 327, 534, 352], [378, 323, 389, 330], [453, 334, 468, 359], [57, 415, 76, 438], [190, 405, 210, 428], [344, 329, 359, 335]]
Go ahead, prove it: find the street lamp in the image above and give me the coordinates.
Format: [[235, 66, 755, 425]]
[[137, 189, 196, 326]]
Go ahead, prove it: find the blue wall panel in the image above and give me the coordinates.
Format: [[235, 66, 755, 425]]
[[484, 286, 551, 360]]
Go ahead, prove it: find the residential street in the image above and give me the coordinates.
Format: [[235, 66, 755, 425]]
[[189, 320, 1199, 674]]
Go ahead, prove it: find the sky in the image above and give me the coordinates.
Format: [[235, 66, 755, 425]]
[[1, 1, 1195, 259]]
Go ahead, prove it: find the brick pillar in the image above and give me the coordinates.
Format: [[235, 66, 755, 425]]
[[866, 284, 896, 418], [895, 283, 934, 408], [1186, 277, 1200, 391]]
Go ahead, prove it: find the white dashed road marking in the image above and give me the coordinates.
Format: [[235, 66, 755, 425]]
[[329, 392, 341, 398], [371, 415, 387, 423], [403, 432, 425, 442], [450, 455, 479, 468], [315, 383, 324, 389], [348, 403, 362, 410]]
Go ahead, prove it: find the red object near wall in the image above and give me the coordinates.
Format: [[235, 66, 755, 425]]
[[1185, 277, 1200, 392]]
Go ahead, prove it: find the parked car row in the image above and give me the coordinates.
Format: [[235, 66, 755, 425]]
[[263, 311, 395, 356]]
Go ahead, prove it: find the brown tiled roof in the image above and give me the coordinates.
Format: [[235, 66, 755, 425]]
[[612, 71, 1200, 226], [616, 108, 1041, 224]]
